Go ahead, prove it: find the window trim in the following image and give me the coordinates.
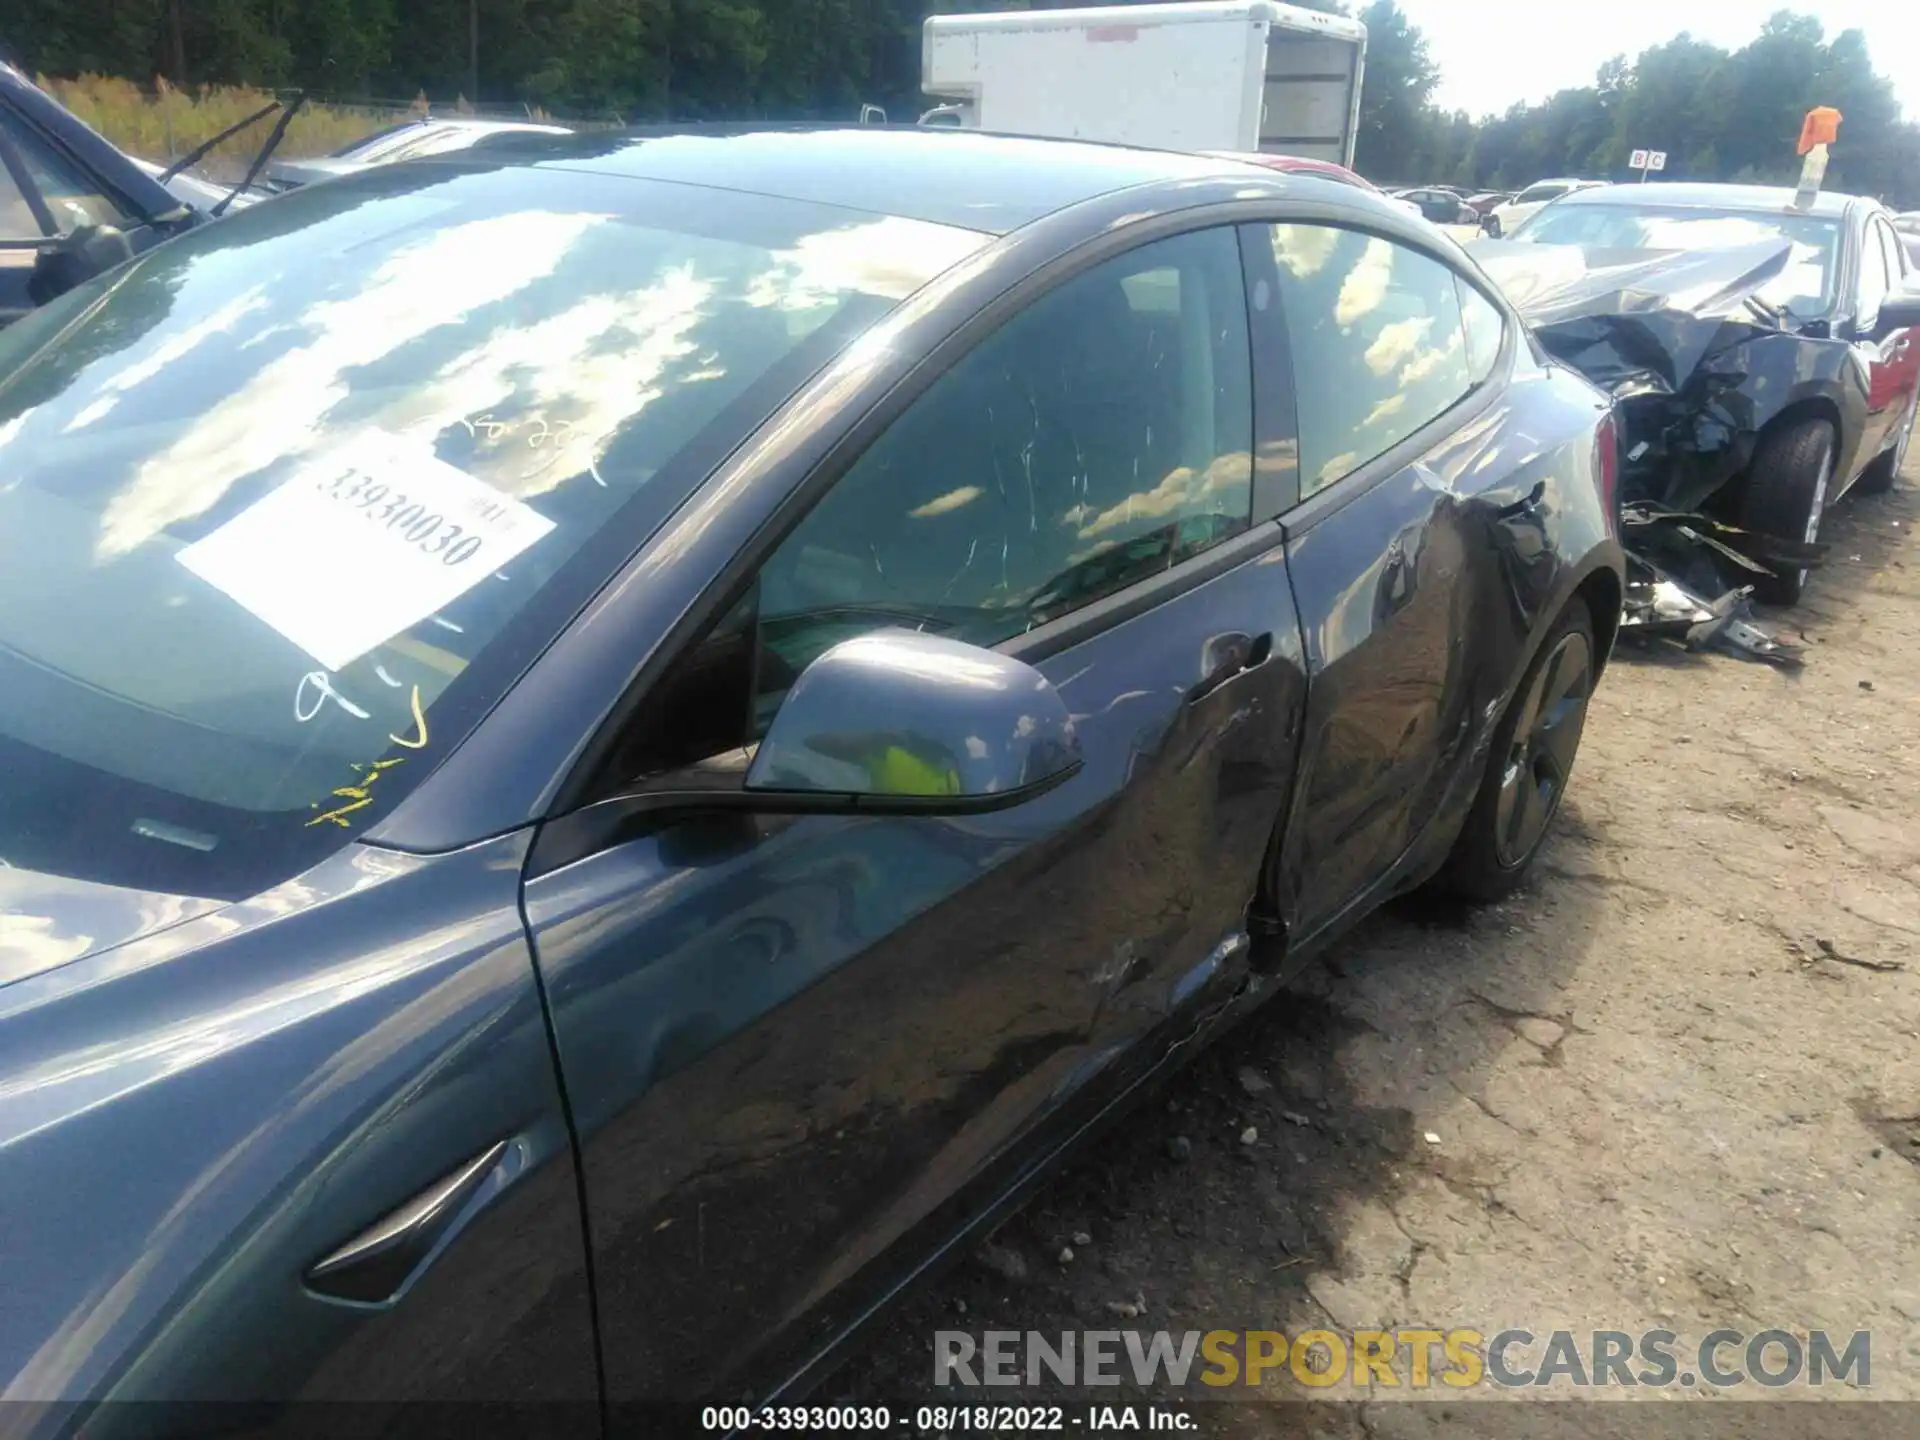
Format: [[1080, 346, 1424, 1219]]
[[1857, 212, 1895, 317], [1239, 222, 1302, 522], [1873, 216, 1909, 285], [0, 120, 61, 239], [1243, 219, 1515, 539]]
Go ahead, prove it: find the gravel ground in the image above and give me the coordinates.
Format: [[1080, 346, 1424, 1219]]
[[833, 443, 1920, 1431]]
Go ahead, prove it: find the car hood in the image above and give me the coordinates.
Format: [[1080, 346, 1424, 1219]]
[[0, 865, 224, 989], [1470, 238, 1792, 321], [1467, 237, 1800, 398]]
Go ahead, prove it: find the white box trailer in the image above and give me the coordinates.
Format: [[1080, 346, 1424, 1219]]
[[920, 0, 1367, 167]]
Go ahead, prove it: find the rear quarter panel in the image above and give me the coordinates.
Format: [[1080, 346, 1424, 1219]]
[[1273, 349, 1621, 953]]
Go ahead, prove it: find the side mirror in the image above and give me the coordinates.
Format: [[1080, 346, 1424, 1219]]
[[1879, 288, 1920, 332], [746, 630, 1082, 810]]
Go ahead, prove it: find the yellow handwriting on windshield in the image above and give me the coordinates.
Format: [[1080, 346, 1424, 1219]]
[[307, 758, 407, 828], [389, 684, 430, 750]]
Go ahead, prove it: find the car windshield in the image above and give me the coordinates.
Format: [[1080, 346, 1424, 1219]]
[[1510, 202, 1842, 315], [0, 162, 986, 899], [1517, 184, 1570, 204]]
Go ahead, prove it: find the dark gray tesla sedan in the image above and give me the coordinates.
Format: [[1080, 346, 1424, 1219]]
[[0, 127, 1623, 1430]]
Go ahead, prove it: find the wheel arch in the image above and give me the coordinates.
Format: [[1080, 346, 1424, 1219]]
[[1572, 564, 1622, 678], [1758, 394, 1843, 450]]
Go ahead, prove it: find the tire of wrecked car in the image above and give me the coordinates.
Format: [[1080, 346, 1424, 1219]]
[[1739, 418, 1835, 606]]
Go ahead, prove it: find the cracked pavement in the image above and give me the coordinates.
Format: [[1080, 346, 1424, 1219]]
[[834, 448, 1920, 1430]]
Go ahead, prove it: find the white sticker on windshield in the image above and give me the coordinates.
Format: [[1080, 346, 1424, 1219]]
[[176, 430, 555, 672]]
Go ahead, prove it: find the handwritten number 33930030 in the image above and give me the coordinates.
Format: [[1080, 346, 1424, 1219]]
[[316, 465, 486, 567]]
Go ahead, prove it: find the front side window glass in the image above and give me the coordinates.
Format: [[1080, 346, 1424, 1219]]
[[749, 226, 1256, 725]]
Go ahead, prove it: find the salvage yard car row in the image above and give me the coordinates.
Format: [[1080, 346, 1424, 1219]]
[[0, 64, 1916, 1440]]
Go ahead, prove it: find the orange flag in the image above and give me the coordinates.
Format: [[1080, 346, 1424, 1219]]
[[1797, 106, 1842, 155]]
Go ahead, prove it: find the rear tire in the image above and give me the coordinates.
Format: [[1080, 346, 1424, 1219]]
[[1738, 416, 1835, 606], [1437, 598, 1595, 904], [1857, 391, 1915, 496]]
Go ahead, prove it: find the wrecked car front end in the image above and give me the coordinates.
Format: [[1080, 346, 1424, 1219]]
[[1471, 237, 1869, 663]]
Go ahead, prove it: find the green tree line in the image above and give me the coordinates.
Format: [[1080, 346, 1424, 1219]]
[[1343, 5, 1918, 207], [7, 0, 1916, 205]]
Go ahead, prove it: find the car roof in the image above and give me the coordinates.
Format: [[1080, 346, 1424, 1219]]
[[1553, 181, 1860, 219], [349, 117, 571, 157], [416, 125, 1283, 235], [1200, 150, 1377, 190]]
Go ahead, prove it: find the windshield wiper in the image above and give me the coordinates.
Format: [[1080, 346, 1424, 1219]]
[[157, 90, 308, 218], [211, 92, 307, 218]]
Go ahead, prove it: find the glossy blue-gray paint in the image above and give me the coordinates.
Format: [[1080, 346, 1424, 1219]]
[[0, 833, 597, 1421], [424, 124, 1282, 236], [524, 525, 1310, 1403], [0, 128, 1627, 1424], [746, 631, 1081, 797], [1272, 357, 1619, 951]]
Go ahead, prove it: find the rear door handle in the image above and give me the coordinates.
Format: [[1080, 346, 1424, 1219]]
[[1495, 480, 1547, 518], [1190, 630, 1272, 704]]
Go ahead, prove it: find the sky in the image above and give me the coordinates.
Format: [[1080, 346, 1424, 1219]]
[[1396, 0, 1920, 123]]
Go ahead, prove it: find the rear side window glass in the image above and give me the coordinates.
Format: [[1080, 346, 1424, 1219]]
[[1262, 224, 1474, 496], [1458, 276, 1505, 385]]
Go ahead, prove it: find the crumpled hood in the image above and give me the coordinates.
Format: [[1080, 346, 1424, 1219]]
[[0, 865, 223, 989], [1466, 235, 1864, 517], [1468, 237, 1796, 395]]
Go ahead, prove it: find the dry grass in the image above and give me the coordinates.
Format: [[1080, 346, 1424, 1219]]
[[38, 74, 426, 179]]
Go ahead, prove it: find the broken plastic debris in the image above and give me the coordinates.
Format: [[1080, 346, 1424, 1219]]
[[1620, 555, 1804, 667]]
